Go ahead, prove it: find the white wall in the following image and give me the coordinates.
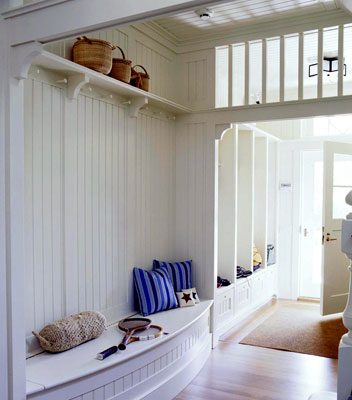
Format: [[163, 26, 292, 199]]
[[256, 119, 302, 140], [174, 49, 216, 110], [218, 128, 237, 281], [175, 120, 216, 301], [24, 75, 176, 354], [0, 16, 9, 400]]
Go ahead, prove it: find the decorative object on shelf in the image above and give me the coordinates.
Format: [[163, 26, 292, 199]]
[[183, 287, 200, 304], [267, 244, 276, 265], [133, 267, 178, 316], [32, 311, 107, 353], [253, 244, 262, 271], [72, 36, 116, 75], [308, 51, 347, 77], [131, 65, 150, 91], [109, 46, 132, 83], [217, 275, 232, 287], [236, 266, 252, 279], [176, 290, 196, 307], [153, 259, 192, 292]]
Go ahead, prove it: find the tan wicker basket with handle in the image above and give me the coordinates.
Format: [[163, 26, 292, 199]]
[[73, 36, 116, 75], [109, 46, 132, 83], [131, 65, 150, 92]]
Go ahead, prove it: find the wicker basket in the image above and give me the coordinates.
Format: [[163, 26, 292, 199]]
[[109, 46, 132, 83], [73, 36, 116, 75], [131, 65, 150, 92]]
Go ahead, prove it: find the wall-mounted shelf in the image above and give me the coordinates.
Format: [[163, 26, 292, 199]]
[[32, 51, 193, 116]]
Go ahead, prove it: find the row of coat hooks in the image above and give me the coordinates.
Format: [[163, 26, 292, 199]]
[[51, 75, 176, 120]]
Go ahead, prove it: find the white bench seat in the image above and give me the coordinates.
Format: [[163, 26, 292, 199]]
[[27, 300, 213, 400]]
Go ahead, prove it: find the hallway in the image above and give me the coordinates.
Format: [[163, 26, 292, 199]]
[[177, 300, 338, 400]]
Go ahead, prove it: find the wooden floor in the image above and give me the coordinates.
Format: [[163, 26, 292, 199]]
[[176, 300, 338, 400]]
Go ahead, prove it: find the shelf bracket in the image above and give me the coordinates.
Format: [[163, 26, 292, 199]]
[[215, 123, 232, 140], [129, 97, 148, 118], [67, 73, 89, 100], [11, 41, 43, 80]]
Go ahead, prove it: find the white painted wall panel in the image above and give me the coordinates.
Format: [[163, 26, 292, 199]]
[[175, 121, 215, 300], [24, 79, 64, 340], [24, 77, 176, 354], [175, 49, 216, 110]]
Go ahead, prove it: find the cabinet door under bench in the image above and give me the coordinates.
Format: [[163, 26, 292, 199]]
[[235, 278, 252, 315], [215, 284, 235, 329]]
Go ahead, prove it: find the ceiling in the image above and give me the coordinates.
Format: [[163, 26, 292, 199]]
[[149, 0, 340, 43]]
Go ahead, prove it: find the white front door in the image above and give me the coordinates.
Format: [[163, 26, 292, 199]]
[[321, 141, 352, 316]]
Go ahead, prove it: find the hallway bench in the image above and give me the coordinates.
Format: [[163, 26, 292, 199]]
[[26, 300, 213, 400]]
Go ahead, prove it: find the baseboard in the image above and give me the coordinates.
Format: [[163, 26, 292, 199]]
[[297, 297, 320, 304]]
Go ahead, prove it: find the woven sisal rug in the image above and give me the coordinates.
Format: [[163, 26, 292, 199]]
[[240, 302, 347, 359]]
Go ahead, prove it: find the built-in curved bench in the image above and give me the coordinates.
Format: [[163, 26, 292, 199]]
[[26, 300, 213, 400]]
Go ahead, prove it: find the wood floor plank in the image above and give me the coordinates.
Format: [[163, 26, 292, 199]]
[[176, 300, 338, 399]]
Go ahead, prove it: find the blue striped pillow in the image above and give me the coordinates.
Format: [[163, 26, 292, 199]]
[[153, 260, 193, 293], [133, 267, 178, 317]]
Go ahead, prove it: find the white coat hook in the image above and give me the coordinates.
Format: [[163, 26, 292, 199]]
[[153, 111, 164, 116], [101, 94, 113, 101], [88, 86, 93, 92], [167, 116, 176, 121], [56, 78, 68, 84], [122, 100, 132, 105], [36, 69, 41, 74]]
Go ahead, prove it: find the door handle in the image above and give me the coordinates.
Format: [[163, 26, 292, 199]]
[[304, 228, 308, 237], [326, 233, 337, 242]]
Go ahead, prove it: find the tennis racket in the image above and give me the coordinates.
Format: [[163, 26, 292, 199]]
[[118, 317, 151, 350], [124, 324, 164, 343]]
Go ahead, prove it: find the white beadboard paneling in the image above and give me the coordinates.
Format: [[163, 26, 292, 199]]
[[24, 77, 177, 355], [24, 79, 64, 342], [175, 122, 215, 299], [176, 49, 215, 110], [135, 40, 173, 99]]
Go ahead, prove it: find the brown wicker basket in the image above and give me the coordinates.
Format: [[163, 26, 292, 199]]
[[131, 65, 150, 92], [73, 36, 116, 75], [109, 46, 132, 83]]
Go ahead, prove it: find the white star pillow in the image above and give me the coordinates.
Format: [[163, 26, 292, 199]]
[[182, 287, 200, 304], [176, 290, 195, 307]]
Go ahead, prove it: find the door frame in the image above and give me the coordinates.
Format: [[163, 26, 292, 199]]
[[274, 136, 352, 301]]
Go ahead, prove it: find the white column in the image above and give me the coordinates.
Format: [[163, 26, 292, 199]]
[[4, 67, 27, 400], [1, 39, 42, 400]]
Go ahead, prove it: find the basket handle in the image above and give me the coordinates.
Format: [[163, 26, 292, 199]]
[[76, 36, 93, 44], [32, 331, 52, 348], [115, 46, 126, 60], [132, 65, 149, 77], [76, 36, 116, 50]]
